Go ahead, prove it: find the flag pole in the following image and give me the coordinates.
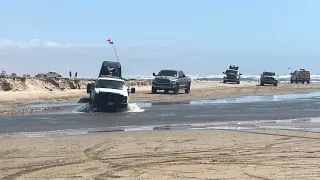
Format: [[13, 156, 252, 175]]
[[107, 39, 119, 62], [111, 44, 119, 62]]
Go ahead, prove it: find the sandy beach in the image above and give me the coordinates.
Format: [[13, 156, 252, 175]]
[[1, 80, 320, 179], [1, 129, 320, 180]]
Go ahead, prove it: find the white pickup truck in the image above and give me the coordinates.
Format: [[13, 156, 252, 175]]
[[87, 76, 135, 111]]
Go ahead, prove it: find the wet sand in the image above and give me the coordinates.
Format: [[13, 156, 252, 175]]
[[1, 129, 320, 180], [1, 81, 320, 112]]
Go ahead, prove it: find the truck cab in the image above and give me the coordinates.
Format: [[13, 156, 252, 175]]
[[151, 70, 191, 94]]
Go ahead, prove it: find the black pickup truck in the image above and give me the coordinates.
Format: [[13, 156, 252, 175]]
[[151, 70, 191, 94]]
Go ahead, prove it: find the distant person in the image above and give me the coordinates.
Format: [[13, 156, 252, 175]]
[[69, 71, 72, 78], [75, 72, 78, 78]]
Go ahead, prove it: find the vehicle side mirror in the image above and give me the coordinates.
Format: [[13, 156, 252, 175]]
[[152, 73, 156, 76], [239, 73, 242, 75], [290, 73, 293, 75], [261, 74, 263, 75], [222, 72, 225, 74], [131, 87, 136, 93], [182, 74, 185, 77], [86, 83, 94, 93]]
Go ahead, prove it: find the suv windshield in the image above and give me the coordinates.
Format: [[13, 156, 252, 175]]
[[96, 79, 124, 90], [263, 72, 275, 76], [158, 70, 177, 77], [226, 70, 238, 75]]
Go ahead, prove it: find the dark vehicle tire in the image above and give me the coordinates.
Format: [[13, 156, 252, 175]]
[[185, 86, 190, 94], [173, 85, 179, 95], [307, 80, 310, 84], [164, 89, 169, 94], [274, 83, 278, 87], [260, 82, 264, 86], [151, 87, 157, 94], [223, 80, 226, 83], [290, 79, 293, 83], [237, 81, 240, 84], [302, 81, 305, 84]]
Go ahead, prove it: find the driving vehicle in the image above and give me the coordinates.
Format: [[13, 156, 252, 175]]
[[260, 71, 278, 86], [223, 65, 242, 84], [88, 77, 130, 111], [290, 69, 310, 84], [151, 70, 191, 94], [86, 61, 135, 111]]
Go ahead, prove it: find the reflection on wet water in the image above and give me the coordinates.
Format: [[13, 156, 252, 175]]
[[3, 117, 320, 138], [190, 92, 320, 105]]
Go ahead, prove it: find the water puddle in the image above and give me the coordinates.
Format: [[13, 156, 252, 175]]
[[190, 91, 320, 105], [4, 116, 320, 138], [15, 103, 80, 110]]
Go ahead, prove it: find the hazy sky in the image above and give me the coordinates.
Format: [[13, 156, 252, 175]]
[[1, 0, 320, 77]]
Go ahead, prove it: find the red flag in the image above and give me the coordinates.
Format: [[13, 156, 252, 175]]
[[109, 41, 114, 44], [107, 39, 111, 42]]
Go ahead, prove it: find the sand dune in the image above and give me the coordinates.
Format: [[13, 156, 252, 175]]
[[0, 77, 151, 92]]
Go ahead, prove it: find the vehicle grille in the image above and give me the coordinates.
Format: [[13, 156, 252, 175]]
[[98, 92, 123, 103], [156, 79, 170, 83], [226, 75, 237, 79], [266, 77, 275, 81]]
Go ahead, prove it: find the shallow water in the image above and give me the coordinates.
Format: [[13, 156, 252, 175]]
[[2, 91, 320, 136]]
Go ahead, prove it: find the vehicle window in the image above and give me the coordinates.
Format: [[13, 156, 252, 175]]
[[95, 79, 124, 90], [158, 70, 177, 76], [177, 71, 184, 77], [225, 70, 238, 74], [263, 72, 275, 76]]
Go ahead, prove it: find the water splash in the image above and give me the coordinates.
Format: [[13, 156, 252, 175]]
[[72, 103, 146, 113], [126, 103, 145, 113]]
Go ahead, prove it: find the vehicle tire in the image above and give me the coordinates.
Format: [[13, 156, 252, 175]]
[[164, 89, 169, 94], [151, 87, 157, 94], [302, 81, 305, 84], [173, 85, 179, 95], [185, 85, 190, 94], [237, 81, 240, 84], [260, 81, 264, 86], [290, 79, 293, 83], [223, 80, 226, 83], [307, 80, 310, 84], [274, 83, 278, 87]]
